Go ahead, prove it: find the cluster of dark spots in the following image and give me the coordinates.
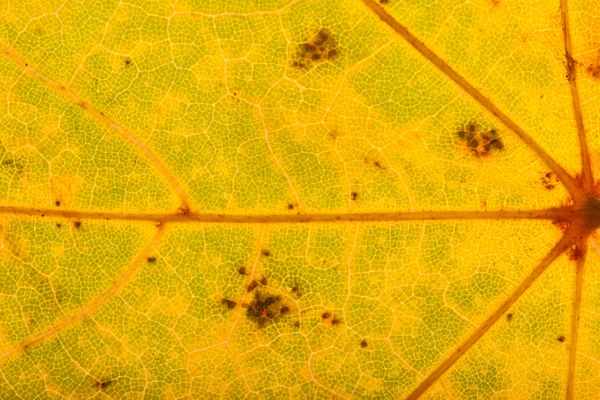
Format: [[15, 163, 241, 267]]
[[246, 290, 291, 329], [360, 340, 368, 348], [292, 28, 339, 69], [506, 313, 513, 322], [291, 285, 302, 298], [261, 250, 270, 257], [456, 122, 504, 157], [542, 172, 559, 190], [567, 244, 584, 262], [237, 266, 247, 276], [178, 206, 190, 216], [350, 192, 358, 201], [147, 257, 157, 263], [54, 200, 61, 207], [321, 312, 342, 326], [221, 298, 237, 310], [73, 221, 82, 229]]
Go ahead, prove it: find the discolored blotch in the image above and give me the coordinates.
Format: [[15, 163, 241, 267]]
[[331, 317, 342, 326], [567, 245, 584, 262], [557, 335, 565, 342], [221, 298, 237, 310], [262, 250, 270, 257], [124, 57, 132, 68], [147, 257, 156, 263], [55, 200, 61, 207], [56, 223, 62, 229], [260, 276, 268, 286], [237, 266, 247, 276], [351, 192, 358, 201], [293, 28, 339, 69], [379, 0, 390, 4], [246, 290, 291, 329], [542, 172, 558, 190], [360, 340, 368, 348], [322, 312, 331, 320], [288, 203, 294, 210], [247, 280, 259, 292], [506, 313, 513, 322], [73, 221, 82, 229], [94, 379, 115, 390], [456, 122, 504, 157], [293, 320, 300, 328], [291, 285, 302, 298], [178, 206, 190, 216]]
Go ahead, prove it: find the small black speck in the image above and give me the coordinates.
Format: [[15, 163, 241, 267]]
[[55, 200, 61, 207], [351, 192, 358, 200], [360, 340, 368, 348], [237, 266, 247, 275], [56, 223, 62, 228], [506, 313, 513, 322], [73, 221, 81, 229], [147, 257, 156, 263]]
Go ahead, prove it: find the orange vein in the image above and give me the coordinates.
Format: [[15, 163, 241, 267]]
[[405, 226, 578, 399], [566, 240, 587, 399], [0, 226, 166, 361], [360, 0, 585, 201], [0, 205, 577, 224], [561, 0, 594, 191], [0, 44, 191, 210]]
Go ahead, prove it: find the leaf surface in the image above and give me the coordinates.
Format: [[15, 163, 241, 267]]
[[0, 0, 599, 398]]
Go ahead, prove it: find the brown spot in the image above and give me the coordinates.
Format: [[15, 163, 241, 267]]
[[262, 250, 270, 257], [351, 192, 358, 201], [95, 379, 114, 390], [260, 277, 268, 286], [147, 257, 157, 263], [246, 291, 289, 329], [124, 57, 132, 67], [288, 203, 294, 210], [379, 0, 389, 3], [293, 321, 300, 328], [73, 221, 81, 229], [247, 280, 259, 292], [456, 123, 504, 157], [567, 245, 584, 261], [178, 206, 190, 215], [360, 340, 368, 348], [557, 335, 565, 342], [291, 285, 302, 297], [373, 161, 385, 170], [542, 171, 559, 190], [322, 312, 331, 319], [56, 223, 62, 228], [55, 200, 61, 207], [506, 313, 513, 322], [237, 266, 247, 276], [331, 317, 342, 326], [221, 298, 237, 310], [294, 28, 339, 69]]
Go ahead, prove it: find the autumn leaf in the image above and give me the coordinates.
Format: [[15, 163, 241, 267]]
[[0, 0, 599, 398]]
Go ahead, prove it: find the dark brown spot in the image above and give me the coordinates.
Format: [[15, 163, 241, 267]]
[[237, 266, 247, 275], [262, 250, 270, 257], [327, 49, 338, 60], [331, 317, 342, 326], [280, 306, 290, 315], [73, 221, 81, 229], [95, 379, 114, 390], [351, 192, 358, 200], [288, 203, 294, 210], [379, 0, 389, 4], [567, 245, 584, 261], [291, 285, 302, 297], [247, 280, 259, 292], [178, 206, 190, 215], [506, 313, 513, 322], [56, 223, 62, 228], [55, 200, 61, 207], [293, 321, 300, 328], [557, 335, 565, 342], [221, 298, 236, 310], [147, 257, 156, 263], [124, 57, 132, 67], [322, 312, 331, 319], [360, 340, 368, 348], [260, 277, 268, 286], [246, 291, 288, 329]]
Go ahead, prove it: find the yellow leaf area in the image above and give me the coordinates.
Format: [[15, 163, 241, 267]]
[[0, 0, 599, 398]]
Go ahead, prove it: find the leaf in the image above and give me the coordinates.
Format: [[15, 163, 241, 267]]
[[0, 0, 598, 398]]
